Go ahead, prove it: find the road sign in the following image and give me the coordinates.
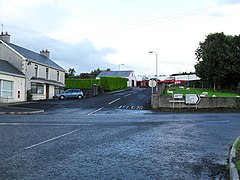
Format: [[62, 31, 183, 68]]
[[185, 94, 201, 104], [148, 80, 157, 87], [173, 94, 183, 99]]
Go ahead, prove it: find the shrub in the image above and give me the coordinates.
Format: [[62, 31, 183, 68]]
[[99, 76, 127, 91], [236, 160, 240, 171], [65, 78, 99, 89], [26, 90, 32, 101]]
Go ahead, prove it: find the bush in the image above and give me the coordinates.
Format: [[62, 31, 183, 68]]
[[65, 79, 99, 89], [26, 90, 32, 101], [99, 76, 127, 91]]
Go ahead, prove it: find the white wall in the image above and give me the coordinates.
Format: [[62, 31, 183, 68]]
[[0, 73, 25, 102], [127, 72, 137, 87]]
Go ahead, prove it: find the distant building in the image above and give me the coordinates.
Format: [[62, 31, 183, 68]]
[[96, 70, 137, 87], [0, 32, 65, 102], [170, 74, 201, 82]]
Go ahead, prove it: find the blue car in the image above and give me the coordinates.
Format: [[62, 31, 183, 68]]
[[54, 89, 84, 100]]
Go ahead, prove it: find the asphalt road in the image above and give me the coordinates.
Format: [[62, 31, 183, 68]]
[[1, 88, 240, 179]]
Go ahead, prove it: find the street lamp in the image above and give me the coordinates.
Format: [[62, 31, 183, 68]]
[[149, 51, 158, 91], [119, 63, 124, 71]]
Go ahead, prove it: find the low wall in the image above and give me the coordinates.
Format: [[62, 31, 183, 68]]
[[82, 86, 104, 98], [152, 95, 240, 109]]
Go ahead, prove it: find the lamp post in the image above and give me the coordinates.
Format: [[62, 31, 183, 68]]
[[119, 63, 124, 71], [149, 51, 158, 91]]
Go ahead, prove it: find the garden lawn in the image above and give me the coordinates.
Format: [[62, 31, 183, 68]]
[[165, 87, 239, 97]]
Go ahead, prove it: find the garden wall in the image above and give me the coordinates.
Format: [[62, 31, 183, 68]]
[[152, 95, 240, 109]]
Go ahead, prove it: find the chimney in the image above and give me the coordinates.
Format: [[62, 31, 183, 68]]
[[0, 31, 10, 43], [40, 49, 50, 58]]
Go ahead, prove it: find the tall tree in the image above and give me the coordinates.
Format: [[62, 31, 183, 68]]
[[195, 32, 240, 90], [67, 68, 76, 77]]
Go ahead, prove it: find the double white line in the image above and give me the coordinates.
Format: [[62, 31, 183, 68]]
[[88, 97, 121, 115]]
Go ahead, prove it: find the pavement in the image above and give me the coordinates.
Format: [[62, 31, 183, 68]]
[[0, 103, 44, 115]]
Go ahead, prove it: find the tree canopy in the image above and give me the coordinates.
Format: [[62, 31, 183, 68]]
[[195, 32, 240, 90], [65, 68, 76, 78], [66, 68, 111, 79]]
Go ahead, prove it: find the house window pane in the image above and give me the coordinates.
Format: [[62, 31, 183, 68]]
[[37, 84, 44, 94], [46, 68, 49, 79], [31, 83, 37, 93], [1, 80, 13, 98], [57, 71, 59, 81], [2, 91, 12, 97], [35, 65, 38, 77], [3, 80, 12, 91], [31, 83, 44, 94]]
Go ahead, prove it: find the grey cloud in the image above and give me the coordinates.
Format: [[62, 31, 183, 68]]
[[52, 40, 117, 73], [0, 1, 70, 34], [9, 28, 117, 74]]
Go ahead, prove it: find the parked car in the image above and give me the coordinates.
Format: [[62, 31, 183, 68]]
[[54, 89, 84, 100]]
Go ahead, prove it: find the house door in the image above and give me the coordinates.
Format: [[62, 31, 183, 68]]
[[46, 84, 49, 99]]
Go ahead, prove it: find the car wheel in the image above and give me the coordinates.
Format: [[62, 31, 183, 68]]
[[77, 95, 83, 99], [60, 95, 65, 100]]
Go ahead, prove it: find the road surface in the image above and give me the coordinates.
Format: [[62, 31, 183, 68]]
[[0, 88, 240, 179]]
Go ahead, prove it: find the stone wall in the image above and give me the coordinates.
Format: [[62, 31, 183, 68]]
[[151, 86, 240, 109], [152, 96, 240, 109]]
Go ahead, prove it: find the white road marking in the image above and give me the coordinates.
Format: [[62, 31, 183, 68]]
[[124, 94, 132, 97], [24, 129, 80, 150], [118, 105, 144, 110], [0, 123, 90, 126], [87, 107, 104, 115], [108, 98, 121, 105]]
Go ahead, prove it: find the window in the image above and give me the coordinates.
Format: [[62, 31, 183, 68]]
[[46, 68, 49, 79], [34, 65, 38, 77], [54, 86, 64, 95], [0, 80, 13, 98], [31, 83, 44, 94], [57, 71, 59, 82]]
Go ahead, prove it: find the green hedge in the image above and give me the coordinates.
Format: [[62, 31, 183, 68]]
[[65, 78, 99, 89], [99, 76, 127, 91]]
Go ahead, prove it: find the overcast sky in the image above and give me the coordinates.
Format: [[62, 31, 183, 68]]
[[0, 0, 240, 76]]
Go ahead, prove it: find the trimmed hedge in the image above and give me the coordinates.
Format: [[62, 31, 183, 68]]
[[65, 78, 99, 89], [99, 76, 127, 91]]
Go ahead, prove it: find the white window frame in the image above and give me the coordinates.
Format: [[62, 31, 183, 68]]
[[0, 79, 13, 98]]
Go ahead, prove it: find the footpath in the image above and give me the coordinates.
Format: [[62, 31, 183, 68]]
[[0, 102, 44, 115]]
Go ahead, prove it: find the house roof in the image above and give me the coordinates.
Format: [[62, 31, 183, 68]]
[[0, 59, 25, 77], [6, 42, 65, 71], [97, 71, 134, 78]]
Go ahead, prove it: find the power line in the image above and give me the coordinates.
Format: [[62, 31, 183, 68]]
[[24, 0, 240, 47], [90, 0, 240, 37]]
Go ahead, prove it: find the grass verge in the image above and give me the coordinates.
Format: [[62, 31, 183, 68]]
[[164, 87, 239, 97], [235, 139, 240, 172]]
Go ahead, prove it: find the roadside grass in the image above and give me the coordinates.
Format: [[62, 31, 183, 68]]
[[235, 139, 240, 171], [164, 87, 239, 97]]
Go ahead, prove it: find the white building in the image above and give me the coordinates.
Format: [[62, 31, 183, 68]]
[[0, 59, 26, 103], [97, 70, 137, 87], [0, 32, 65, 102]]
